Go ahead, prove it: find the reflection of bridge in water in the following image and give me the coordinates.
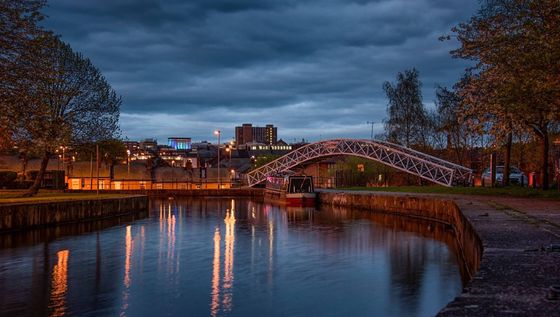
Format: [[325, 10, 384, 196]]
[[245, 139, 473, 187]]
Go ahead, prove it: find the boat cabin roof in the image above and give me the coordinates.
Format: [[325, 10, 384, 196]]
[[287, 176, 314, 193]]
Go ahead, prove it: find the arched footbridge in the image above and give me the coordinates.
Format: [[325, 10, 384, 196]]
[[245, 139, 473, 187]]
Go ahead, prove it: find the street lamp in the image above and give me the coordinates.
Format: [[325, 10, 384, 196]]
[[214, 130, 221, 188], [225, 147, 232, 162], [225, 147, 232, 187], [59, 145, 68, 187], [366, 121, 375, 140], [126, 149, 131, 175], [58, 145, 67, 171]]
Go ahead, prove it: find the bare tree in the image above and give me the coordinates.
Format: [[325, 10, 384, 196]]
[[383, 68, 429, 148], [432, 86, 480, 166]]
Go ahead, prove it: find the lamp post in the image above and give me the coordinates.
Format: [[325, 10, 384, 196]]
[[226, 147, 232, 187], [126, 149, 131, 190], [126, 149, 131, 175], [366, 121, 375, 140], [225, 147, 232, 164], [57, 145, 67, 172], [59, 145, 68, 188], [214, 130, 221, 188]]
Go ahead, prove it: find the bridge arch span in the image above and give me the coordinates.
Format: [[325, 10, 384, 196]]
[[245, 139, 472, 187]]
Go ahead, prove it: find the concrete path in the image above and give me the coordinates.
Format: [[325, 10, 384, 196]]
[[440, 195, 560, 316]]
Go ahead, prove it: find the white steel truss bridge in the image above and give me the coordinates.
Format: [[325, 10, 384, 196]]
[[245, 139, 473, 187]]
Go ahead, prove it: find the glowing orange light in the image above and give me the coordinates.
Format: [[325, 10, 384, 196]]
[[49, 249, 69, 317], [211, 228, 221, 317], [223, 200, 236, 311], [124, 225, 133, 288]]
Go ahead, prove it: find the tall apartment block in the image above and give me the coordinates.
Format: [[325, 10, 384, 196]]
[[235, 123, 277, 145]]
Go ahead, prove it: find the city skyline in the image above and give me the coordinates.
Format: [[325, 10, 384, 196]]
[[43, 0, 478, 142]]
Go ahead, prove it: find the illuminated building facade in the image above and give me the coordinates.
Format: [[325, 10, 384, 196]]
[[235, 123, 277, 145], [168, 137, 192, 150], [139, 138, 158, 151], [123, 141, 140, 154]]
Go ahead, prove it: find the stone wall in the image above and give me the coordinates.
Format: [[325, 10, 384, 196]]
[[318, 191, 482, 282], [0, 195, 148, 232]]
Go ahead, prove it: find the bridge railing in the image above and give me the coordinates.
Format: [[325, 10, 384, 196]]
[[245, 139, 473, 187]]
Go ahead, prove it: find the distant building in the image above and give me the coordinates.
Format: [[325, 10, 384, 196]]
[[139, 138, 158, 151], [241, 141, 292, 156], [124, 141, 140, 154], [168, 137, 192, 150], [191, 141, 211, 150], [235, 123, 277, 145], [158, 146, 198, 168]]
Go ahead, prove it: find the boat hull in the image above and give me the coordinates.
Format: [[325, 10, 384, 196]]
[[285, 193, 316, 207]]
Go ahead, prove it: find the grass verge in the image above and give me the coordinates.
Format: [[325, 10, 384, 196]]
[[339, 185, 560, 199], [0, 191, 134, 204]]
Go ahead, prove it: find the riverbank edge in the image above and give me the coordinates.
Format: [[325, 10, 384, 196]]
[[317, 190, 482, 280], [67, 188, 264, 198], [317, 190, 560, 316], [0, 195, 148, 232]]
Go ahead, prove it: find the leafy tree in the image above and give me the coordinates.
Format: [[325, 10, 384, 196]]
[[383, 68, 430, 148], [10, 34, 121, 196], [450, 0, 560, 189]]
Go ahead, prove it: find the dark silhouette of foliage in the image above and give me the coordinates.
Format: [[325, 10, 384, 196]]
[[449, 0, 560, 189], [7, 34, 121, 196]]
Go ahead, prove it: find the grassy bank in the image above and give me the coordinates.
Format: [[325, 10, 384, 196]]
[[340, 185, 560, 199], [0, 190, 134, 204]]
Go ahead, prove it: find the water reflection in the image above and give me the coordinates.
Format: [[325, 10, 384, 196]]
[[48, 250, 69, 317], [223, 200, 236, 312], [121, 226, 133, 316], [210, 228, 221, 317], [0, 198, 465, 317], [209, 199, 237, 316], [0, 212, 148, 250]]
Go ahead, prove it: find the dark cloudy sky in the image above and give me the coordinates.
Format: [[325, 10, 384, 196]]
[[43, 0, 478, 143]]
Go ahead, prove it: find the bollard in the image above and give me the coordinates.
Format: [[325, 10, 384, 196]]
[[529, 172, 538, 189]]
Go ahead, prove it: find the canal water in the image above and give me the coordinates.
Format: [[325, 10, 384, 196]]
[[0, 198, 463, 317]]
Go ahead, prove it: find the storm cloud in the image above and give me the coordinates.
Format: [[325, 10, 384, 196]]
[[43, 0, 478, 142]]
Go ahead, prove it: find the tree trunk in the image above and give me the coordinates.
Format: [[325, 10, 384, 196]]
[[502, 132, 512, 186], [20, 152, 28, 180], [23, 151, 50, 197], [541, 132, 549, 190]]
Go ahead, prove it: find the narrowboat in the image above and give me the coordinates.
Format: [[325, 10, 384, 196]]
[[265, 175, 316, 207]]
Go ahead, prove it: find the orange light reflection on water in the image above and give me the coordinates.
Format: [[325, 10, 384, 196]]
[[222, 200, 236, 311], [210, 228, 221, 317], [49, 249, 69, 317], [121, 225, 133, 316]]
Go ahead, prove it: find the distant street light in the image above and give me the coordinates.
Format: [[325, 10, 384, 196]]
[[226, 147, 232, 187], [225, 147, 232, 161], [214, 130, 221, 188], [59, 145, 68, 187], [126, 149, 131, 180], [366, 121, 375, 140], [57, 145, 68, 171]]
